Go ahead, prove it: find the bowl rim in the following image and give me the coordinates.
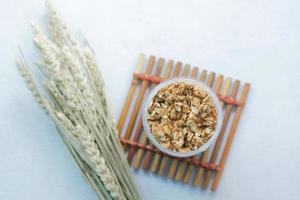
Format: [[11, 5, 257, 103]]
[[142, 77, 223, 158]]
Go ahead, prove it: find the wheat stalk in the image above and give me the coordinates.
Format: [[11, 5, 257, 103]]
[[55, 112, 125, 200], [17, 1, 139, 199]]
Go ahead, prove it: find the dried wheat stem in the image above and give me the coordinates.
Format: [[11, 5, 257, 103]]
[[17, 1, 140, 199]]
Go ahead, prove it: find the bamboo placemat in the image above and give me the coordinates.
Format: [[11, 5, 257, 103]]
[[117, 54, 250, 191]]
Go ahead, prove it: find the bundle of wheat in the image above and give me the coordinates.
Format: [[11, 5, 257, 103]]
[[17, 1, 139, 199]]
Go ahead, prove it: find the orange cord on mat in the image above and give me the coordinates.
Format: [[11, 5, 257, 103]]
[[217, 94, 243, 106], [119, 137, 221, 171], [134, 73, 163, 84], [134, 72, 243, 106]]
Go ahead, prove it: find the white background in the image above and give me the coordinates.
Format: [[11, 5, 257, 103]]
[[1, 0, 300, 199]]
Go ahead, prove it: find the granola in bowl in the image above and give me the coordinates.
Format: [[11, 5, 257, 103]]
[[142, 78, 222, 157]]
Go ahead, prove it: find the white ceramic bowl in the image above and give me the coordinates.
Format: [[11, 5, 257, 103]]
[[142, 78, 223, 158]]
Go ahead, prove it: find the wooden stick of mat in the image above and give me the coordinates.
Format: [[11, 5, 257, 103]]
[[117, 54, 145, 135], [131, 60, 174, 168], [143, 64, 191, 171], [168, 67, 210, 179], [126, 58, 165, 164], [181, 69, 209, 182], [183, 73, 224, 184], [181, 69, 208, 183], [122, 56, 155, 148], [158, 69, 207, 176], [155, 62, 182, 175], [175, 74, 223, 182], [172, 71, 213, 184], [211, 83, 250, 191], [149, 67, 199, 173], [192, 77, 232, 186], [173, 67, 200, 180], [191, 76, 230, 186], [202, 79, 239, 189]]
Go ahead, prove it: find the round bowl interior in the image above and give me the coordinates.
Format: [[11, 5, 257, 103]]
[[142, 78, 223, 158]]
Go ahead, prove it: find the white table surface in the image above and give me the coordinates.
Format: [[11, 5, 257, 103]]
[[1, 0, 300, 199]]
